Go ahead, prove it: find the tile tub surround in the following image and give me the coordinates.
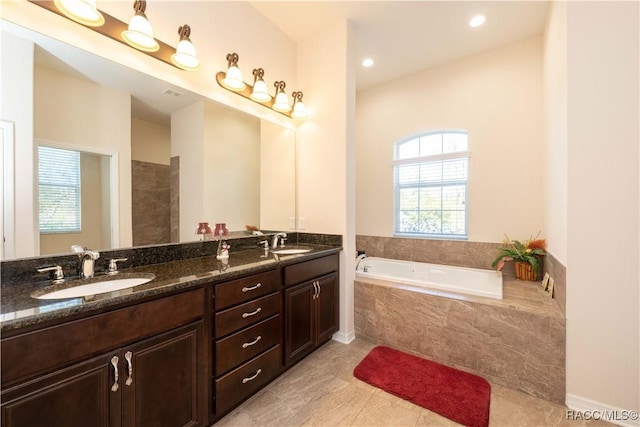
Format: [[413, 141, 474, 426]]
[[356, 235, 517, 278], [354, 277, 566, 404]]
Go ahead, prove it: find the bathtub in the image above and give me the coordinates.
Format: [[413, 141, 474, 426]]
[[355, 257, 503, 299]]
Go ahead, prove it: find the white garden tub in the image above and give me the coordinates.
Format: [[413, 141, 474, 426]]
[[355, 257, 503, 299]]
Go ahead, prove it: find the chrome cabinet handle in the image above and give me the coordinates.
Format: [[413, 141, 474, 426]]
[[110, 356, 119, 392], [242, 335, 262, 349], [242, 307, 262, 318], [312, 281, 319, 299], [242, 283, 262, 293], [242, 369, 262, 384], [316, 281, 321, 298], [124, 351, 133, 386]]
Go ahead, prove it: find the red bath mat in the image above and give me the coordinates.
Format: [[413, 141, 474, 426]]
[[353, 346, 491, 427]]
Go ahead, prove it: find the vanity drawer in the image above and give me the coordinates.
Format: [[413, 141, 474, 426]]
[[214, 292, 280, 338], [215, 344, 281, 416], [284, 253, 339, 287], [215, 315, 281, 376], [215, 270, 280, 310]]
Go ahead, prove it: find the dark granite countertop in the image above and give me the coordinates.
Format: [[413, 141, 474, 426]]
[[1, 244, 341, 333]]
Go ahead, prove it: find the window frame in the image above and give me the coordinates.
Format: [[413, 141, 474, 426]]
[[38, 145, 82, 234], [392, 129, 469, 240]]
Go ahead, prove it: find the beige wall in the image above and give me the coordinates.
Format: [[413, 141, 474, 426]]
[[203, 102, 260, 233], [172, 101, 262, 239], [40, 153, 108, 254], [171, 101, 205, 242], [297, 20, 356, 342], [565, 1, 639, 413], [33, 65, 132, 251], [260, 121, 296, 231], [356, 36, 544, 243], [131, 118, 170, 165], [1, 32, 35, 259], [543, 1, 568, 266]]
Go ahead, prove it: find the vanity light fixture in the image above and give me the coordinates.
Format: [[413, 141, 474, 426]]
[[121, 0, 159, 52], [272, 81, 291, 113], [171, 25, 200, 70], [250, 68, 272, 102], [53, 0, 105, 27], [31, 0, 196, 71], [215, 53, 308, 119], [221, 53, 246, 91], [291, 92, 308, 119]]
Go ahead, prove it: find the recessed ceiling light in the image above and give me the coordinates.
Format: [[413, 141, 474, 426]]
[[362, 58, 374, 68], [469, 15, 486, 28]]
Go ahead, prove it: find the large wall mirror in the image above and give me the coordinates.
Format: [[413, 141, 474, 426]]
[[1, 20, 296, 260]]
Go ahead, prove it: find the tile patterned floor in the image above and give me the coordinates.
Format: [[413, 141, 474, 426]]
[[215, 339, 612, 427]]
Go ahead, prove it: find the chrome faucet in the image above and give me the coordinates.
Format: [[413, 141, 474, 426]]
[[74, 247, 100, 279], [356, 253, 367, 270], [271, 232, 287, 249]]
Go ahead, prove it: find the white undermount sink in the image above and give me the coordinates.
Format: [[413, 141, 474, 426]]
[[270, 248, 312, 255], [34, 274, 155, 300]]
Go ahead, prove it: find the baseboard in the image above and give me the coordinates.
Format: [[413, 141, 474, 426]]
[[332, 330, 355, 344], [566, 394, 639, 427]]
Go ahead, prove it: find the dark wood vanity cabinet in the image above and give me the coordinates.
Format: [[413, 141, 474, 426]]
[[283, 253, 339, 367], [1, 289, 206, 427], [211, 269, 283, 421]]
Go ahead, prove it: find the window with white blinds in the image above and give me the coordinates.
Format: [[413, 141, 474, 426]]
[[393, 131, 468, 239], [38, 146, 81, 233]]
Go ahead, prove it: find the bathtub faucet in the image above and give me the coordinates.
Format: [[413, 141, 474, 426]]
[[355, 253, 367, 270]]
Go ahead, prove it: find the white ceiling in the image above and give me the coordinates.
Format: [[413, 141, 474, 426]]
[[250, 1, 550, 90]]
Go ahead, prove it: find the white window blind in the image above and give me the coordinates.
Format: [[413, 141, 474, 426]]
[[38, 146, 81, 233], [393, 131, 468, 239]]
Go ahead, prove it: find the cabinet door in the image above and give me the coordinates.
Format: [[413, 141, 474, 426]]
[[1, 352, 120, 427], [122, 322, 203, 427], [284, 282, 315, 365], [316, 273, 339, 344]]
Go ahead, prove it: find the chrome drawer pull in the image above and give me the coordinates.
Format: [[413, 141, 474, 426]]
[[242, 369, 262, 384], [110, 356, 119, 392], [242, 283, 262, 293], [242, 307, 262, 318], [124, 351, 133, 386], [242, 335, 262, 348]]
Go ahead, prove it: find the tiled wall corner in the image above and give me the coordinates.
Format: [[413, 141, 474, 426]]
[[132, 160, 171, 246], [170, 156, 180, 243]]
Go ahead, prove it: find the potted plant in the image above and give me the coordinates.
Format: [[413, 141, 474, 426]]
[[491, 234, 547, 281]]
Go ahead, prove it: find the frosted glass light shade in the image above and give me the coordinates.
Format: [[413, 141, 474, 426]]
[[171, 39, 200, 70], [222, 65, 245, 91], [54, 0, 105, 26], [122, 14, 159, 52], [291, 100, 308, 119], [250, 79, 271, 102], [273, 91, 291, 112]]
